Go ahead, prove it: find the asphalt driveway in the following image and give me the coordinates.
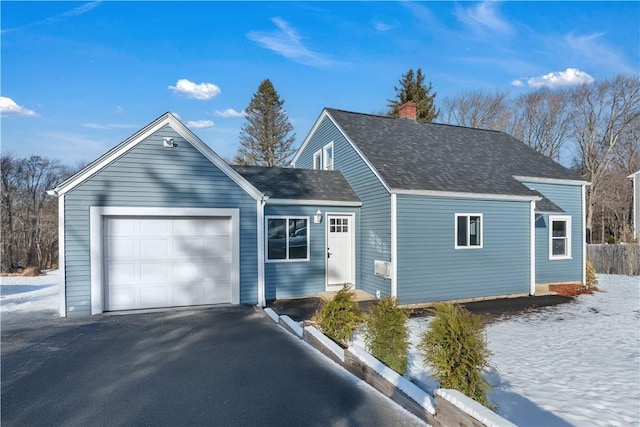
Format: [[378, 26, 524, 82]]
[[1, 306, 425, 427]]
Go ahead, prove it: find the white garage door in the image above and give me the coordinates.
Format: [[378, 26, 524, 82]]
[[104, 216, 232, 311]]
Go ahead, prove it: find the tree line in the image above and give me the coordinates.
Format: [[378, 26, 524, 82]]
[[1, 155, 77, 272], [2, 71, 637, 273]]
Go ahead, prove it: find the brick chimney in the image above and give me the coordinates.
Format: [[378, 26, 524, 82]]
[[398, 101, 417, 120]]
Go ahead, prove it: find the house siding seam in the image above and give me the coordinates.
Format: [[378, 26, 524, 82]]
[[522, 181, 583, 284], [264, 205, 359, 299], [63, 126, 258, 316], [293, 116, 391, 297], [396, 195, 530, 304]]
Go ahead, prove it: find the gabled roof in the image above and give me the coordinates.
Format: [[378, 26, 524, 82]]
[[629, 170, 640, 179], [232, 165, 361, 205], [48, 112, 263, 199], [322, 108, 585, 197]]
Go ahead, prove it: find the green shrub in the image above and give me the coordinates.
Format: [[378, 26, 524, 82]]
[[586, 260, 598, 289], [418, 303, 495, 410], [313, 285, 362, 345], [607, 235, 617, 244], [363, 296, 409, 374]]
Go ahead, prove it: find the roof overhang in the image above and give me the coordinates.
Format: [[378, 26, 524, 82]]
[[628, 170, 640, 179], [47, 113, 264, 200], [392, 188, 541, 202], [513, 175, 590, 186]]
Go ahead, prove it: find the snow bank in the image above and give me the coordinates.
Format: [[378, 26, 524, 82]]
[[0, 270, 59, 313]]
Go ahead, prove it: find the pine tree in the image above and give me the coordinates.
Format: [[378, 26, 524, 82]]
[[387, 68, 439, 122], [234, 79, 296, 166]]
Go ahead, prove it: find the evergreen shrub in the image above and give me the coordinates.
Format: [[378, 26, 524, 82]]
[[418, 303, 495, 410], [363, 296, 409, 374], [313, 285, 362, 345]]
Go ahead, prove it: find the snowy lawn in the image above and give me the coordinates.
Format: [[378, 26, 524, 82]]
[[3, 272, 638, 426], [404, 275, 640, 427]]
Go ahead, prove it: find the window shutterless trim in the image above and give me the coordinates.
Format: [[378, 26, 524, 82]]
[[454, 213, 483, 249], [265, 216, 310, 262], [323, 141, 334, 171], [313, 150, 322, 170], [549, 215, 572, 260]]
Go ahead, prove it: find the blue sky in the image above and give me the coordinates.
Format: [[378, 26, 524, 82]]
[[2, 1, 639, 165]]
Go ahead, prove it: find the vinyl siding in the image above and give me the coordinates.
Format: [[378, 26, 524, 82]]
[[294, 115, 392, 297], [264, 205, 359, 299], [63, 125, 258, 316], [396, 195, 531, 304], [523, 182, 583, 284]]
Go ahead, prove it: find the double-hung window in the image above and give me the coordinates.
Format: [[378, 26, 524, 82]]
[[323, 142, 334, 170], [266, 217, 309, 261], [549, 215, 571, 259], [455, 214, 483, 249]]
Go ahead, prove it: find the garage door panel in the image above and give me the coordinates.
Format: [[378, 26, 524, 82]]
[[106, 263, 137, 286], [173, 237, 204, 256], [107, 238, 136, 259], [140, 286, 170, 306], [140, 219, 171, 235], [140, 238, 170, 258], [104, 216, 234, 311], [140, 263, 170, 283]]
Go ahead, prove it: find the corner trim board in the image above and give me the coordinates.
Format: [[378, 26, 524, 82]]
[[390, 194, 398, 298], [58, 195, 67, 317]]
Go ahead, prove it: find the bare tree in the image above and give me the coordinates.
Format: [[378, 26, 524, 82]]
[[567, 75, 640, 239], [510, 88, 569, 162], [442, 90, 511, 130]]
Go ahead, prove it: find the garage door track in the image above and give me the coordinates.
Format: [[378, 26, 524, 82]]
[[1, 306, 424, 427]]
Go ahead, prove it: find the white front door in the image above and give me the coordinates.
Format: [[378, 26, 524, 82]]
[[327, 214, 354, 291]]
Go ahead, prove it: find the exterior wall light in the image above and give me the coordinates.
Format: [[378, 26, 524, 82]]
[[313, 210, 323, 224]]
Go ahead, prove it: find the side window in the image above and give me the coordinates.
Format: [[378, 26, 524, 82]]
[[266, 217, 309, 261], [549, 215, 571, 259], [323, 142, 334, 170], [313, 150, 322, 170], [455, 214, 483, 249]]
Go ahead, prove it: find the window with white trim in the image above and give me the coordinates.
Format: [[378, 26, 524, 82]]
[[323, 142, 334, 170], [313, 150, 322, 170], [266, 217, 309, 261], [455, 214, 483, 249], [549, 215, 571, 259]]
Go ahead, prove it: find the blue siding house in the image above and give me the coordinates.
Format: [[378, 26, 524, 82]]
[[292, 103, 588, 305], [51, 106, 587, 316]]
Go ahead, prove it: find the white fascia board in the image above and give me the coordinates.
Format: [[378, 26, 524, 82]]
[[291, 110, 392, 194], [628, 170, 640, 179], [513, 175, 590, 186], [50, 113, 263, 201], [393, 188, 541, 202], [266, 198, 362, 207]]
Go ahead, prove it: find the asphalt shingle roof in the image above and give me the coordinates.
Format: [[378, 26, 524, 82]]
[[326, 108, 582, 197], [232, 165, 361, 203]]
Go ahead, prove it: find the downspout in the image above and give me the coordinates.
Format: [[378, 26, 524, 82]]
[[529, 200, 536, 295], [390, 193, 398, 298], [257, 195, 267, 307]]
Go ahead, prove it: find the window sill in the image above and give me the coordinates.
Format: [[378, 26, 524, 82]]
[[549, 256, 572, 261]]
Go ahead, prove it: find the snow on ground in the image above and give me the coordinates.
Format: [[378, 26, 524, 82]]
[[4, 272, 639, 426], [0, 270, 59, 313], [405, 275, 640, 427]]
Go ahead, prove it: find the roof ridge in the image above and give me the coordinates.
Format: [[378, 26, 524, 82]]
[[325, 107, 505, 134]]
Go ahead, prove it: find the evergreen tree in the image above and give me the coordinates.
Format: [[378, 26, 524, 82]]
[[387, 68, 439, 122], [234, 79, 296, 166]]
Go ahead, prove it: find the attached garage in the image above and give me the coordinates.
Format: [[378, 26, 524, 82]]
[[90, 207, 240, 314], [104, 216, 233, 311]]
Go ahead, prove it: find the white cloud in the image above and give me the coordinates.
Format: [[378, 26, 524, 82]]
[[0, 97, 37, 117], [373, 21, 393, 32], [564, 32, 636, 75], [248, 17, 332, 68], [213, 108, 245, 118], [187, 120, 214, 129], [455, 1, 513, 35], [115, 106, 124, 114], [168, 79, 221, 100], [2, 1, 100, 34], [511, 79, 524, 87], [527, 68, 595, 88]]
